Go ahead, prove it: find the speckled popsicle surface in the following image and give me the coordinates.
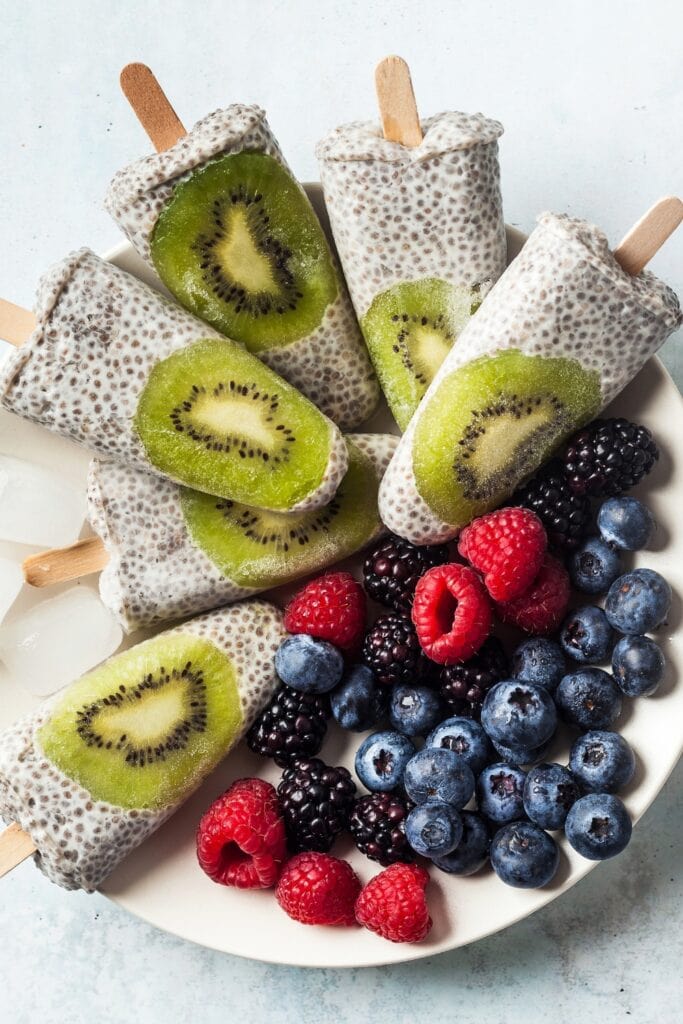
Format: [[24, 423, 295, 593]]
[[0, 249, 348, 512], [0, 600, 285, 892], [105, 105, 379, 429], [379, 212, 683, 544], [88, 432, 398, 632]]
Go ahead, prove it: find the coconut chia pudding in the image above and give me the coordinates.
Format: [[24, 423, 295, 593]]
[[105, 106, 379, 429], [379, 212, 683, 544], [88, 432, 397, 632], [0, 248, 349, 513], [0, 600, 285, 891]]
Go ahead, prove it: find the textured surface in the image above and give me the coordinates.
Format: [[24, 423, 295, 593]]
[[1, 0, 682, 1019]]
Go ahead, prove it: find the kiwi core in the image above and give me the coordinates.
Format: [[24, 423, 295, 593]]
[[212, 206, 281, 295]]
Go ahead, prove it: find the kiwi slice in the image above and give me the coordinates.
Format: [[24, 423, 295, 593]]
[[181, 440, 380, 587], [134, 337, 335, 508], [150, 152, 338, 352], [38, 633, 241, 811], [361, 278, 481, 430], [413, 349, 601, 527]]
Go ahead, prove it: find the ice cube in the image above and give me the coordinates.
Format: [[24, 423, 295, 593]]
[[0, 557, 23, 624], [0, 587, 122, 697], [0, 454, 85, 548]]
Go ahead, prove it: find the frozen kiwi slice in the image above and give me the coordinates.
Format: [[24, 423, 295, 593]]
[[134, 337, 336, 509], [150, 152, 338, 352], [38, 633, 241, 811], [180, 440, 380, 588], [413, 349, 601, 527], [361, 278, 480, 430]]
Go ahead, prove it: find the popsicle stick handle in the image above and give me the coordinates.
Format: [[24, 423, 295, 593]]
[[0, 823, 36, 879], [375, 56, 423, 147], [0, 299, 37, 347], [613, 196, 683, 276], [120, 63, 187, 153], [23, 536, 109, 588]]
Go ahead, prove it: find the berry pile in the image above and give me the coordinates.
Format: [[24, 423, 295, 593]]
[[194, 418, 669, 945]]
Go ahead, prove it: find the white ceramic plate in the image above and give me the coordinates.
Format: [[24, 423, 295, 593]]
[[1, 194, 681, 968]]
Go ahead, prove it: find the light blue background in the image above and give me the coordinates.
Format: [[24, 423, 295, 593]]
[[1, 2, 681, 1022]]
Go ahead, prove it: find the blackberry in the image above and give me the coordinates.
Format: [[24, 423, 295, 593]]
[[363, 533, 450, 611], [563, 418, 659, 498], [349, 792, 415, 866], [513, 459, 591, 550], [277, 757, 357, 853], [362, 612, 431, 687], [439, 636, 509, 720], [246, 685, 330, 767]]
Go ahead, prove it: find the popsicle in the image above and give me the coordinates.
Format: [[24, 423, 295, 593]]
[[379, 202, 683, 544], [104, 63, 379, 429], [0, 599, 285, 891], [316, 57, 506, 430], [0, 248, 348, 512], [22, 433, 398, 632]]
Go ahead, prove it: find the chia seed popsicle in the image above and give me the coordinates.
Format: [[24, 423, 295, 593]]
[[0, 599, 285, 891], [316, 109, 506, 429], [379, 212, 682, 544], [0, 249, 348, 513], [105, 104, 379, 429]]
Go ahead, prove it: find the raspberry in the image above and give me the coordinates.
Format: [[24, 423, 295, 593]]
[[355, 863, 432, 943], [411, 563, 492, 665], [196, 778, 287, 889], [495, 554, 570, 635], [284, 572, 367, 656], [458, 507, 547, 601], [276, 852, 361, 926], [363, 533, 451, 612]]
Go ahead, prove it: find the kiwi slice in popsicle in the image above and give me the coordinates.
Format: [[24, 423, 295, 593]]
[[38, 633, 241, 811], [133, 337, 338, 509], [413, 349, 601, 527], [180, 440, 380, 588], [361, 278, 481, 430], [150, 152, 338, 353]]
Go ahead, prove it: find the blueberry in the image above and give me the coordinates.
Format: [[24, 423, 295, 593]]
[[565, 793, 632, 860], [597, 497, 655, 551], [405, 801, 463, 857], [403, 747, 475, 808], [330, 665, 387, 731], [570, 537, 622, 595], [481, 680, 557, 749], [569, 731, 636, 793], [511, 638, 566, 694], [476, 762, 527, 823], [491, 734, 554, 767], [605, 569, 671, 635], [355, 730, 416, 792], [490, 821, 559, 888], [426, 716, 492, 774], [275, 635, 344, 694], [559, 606, 613, 664], [612, 635, 666, 697], [389, 684, 442, 737], [555, 669, 623, 731], [523, 763, 580, 830], [431, 811, 491, 875]]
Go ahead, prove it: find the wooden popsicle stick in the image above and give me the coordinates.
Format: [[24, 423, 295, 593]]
[[0, 823, 36, 879], [120, 63, 187, 153], [613, 196, 683, 276], [374, 56, 423, 147], [0, 299, 37, 347], [23, 536, 109, 588]]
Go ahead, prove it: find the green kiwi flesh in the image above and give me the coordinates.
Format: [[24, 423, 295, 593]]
[[150, 152, 338, 352], [361, 278, 481, 430], [180, 440, 380, 587], [413, 349, 601, 527], [38, 633, 241, 811], [134, 337, 335, 508]]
